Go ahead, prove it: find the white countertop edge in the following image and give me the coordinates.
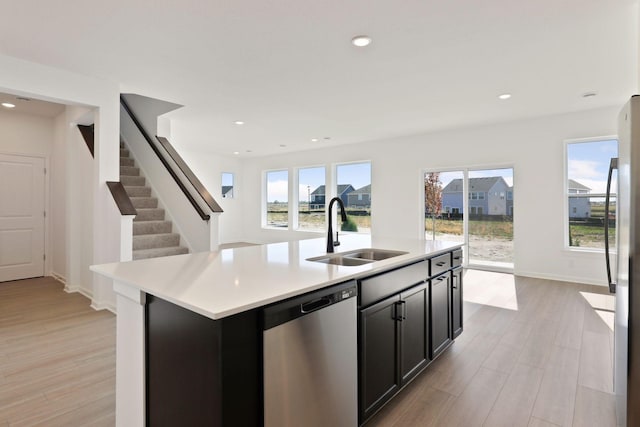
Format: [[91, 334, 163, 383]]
[[91, 236, 463, 320]]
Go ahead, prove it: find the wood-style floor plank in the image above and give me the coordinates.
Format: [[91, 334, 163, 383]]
[[2, 272, 618, 427], [572, 386, 616, 427], [368, 270, 617, 427], [0, 277, 115, 426]]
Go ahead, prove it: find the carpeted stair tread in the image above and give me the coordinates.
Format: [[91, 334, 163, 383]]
[[120, 175, 145, 186], [130, 197, 158, 209], [134, 208, 165, 221], [120, 157, 134, 166], [133, 233, 180, 250], [133, 246, 189, 260], [124, 186, 151, 197], [120, 166, 140, 177], [133, 220, 172, 236], [120, 140, 189, 260]]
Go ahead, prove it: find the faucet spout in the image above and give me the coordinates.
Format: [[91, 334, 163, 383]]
[[327, 197, 348, 253]]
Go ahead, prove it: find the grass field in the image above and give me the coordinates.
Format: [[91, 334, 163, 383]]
[[569, 222, 614, 248], [267, 203, 371, 231], [425, 218, 513, 239]]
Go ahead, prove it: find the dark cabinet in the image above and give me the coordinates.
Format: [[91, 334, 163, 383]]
[[359, 282, 430, 422], [430, 272, 452, 359], [452, 267, 463, 338], [400, 283, 429, 383], [359, 295, 401, 420], [358, 248, 463, 425]]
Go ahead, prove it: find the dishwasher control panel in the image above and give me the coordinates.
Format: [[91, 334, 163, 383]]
[[263, 280, 357, 330]]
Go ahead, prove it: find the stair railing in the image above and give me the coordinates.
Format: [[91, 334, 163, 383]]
[[119, 95, 222, 221]]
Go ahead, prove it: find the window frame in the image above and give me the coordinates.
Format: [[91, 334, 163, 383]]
[[295, 165, 327, 232], [263, 169, 290, 230], [563, 136, 618, 252]]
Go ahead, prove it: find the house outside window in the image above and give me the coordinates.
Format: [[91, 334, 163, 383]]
[[337, 162, 371, 234], [297, 167, 325, 231], [566, 138, 618, 249], [265, 170, 288, 228]]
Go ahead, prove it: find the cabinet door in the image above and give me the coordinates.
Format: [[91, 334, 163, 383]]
[[400, 282, 430, 384], [452, 267, 463, 339], [359, 295, 400, 421], [430, 273, 452, 359]]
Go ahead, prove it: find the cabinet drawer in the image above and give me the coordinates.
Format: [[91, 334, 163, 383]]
[[452, 249, 463, 268], [359, 259, 428, 307], [430, 253, 451, 277]]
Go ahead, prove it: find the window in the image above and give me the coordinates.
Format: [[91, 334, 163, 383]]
[[297, 167, 325, 231], [265, 170, 288, 228], [566, 138, 618, 249], [336, 162, 371, 234], [221, 172, 234, 198], [478, 192, 485, 200]]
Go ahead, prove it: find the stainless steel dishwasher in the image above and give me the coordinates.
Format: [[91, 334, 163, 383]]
[[263, 280, 358, 427]]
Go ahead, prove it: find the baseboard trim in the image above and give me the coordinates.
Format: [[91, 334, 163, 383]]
[[91, 299, 117, 314], [514, 270, 607, 287], [50, 272, 67, 286]]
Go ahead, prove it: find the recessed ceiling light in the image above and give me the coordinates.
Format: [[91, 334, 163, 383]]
[[246, 150, 252, 153], [351, 35, 372, 47], [234, 121, 244, 125], [16, 97, 31, 101], [311, 138, 319, 142], [498, 93, 511, 100], [2, 102, 16, 108], [279, 144, 287, 148], [582, 92, 597, 98], [323, 137, 331, 140], [233, 151, 240, 155]]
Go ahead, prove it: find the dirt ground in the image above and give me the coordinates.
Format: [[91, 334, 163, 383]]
[[434, 233, 514, 263]]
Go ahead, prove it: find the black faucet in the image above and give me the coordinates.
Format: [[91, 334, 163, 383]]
[[327, 197, 348, 253]]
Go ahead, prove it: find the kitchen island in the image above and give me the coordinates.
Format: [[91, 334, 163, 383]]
[[91, 235, 462, 426]]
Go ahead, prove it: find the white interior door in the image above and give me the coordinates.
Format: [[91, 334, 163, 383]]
[[0, 154, 45, 282]]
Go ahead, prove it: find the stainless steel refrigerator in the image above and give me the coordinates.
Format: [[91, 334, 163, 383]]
[[606, 95, 640, 426]]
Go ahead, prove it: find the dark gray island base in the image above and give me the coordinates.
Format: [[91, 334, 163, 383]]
[[145, 247, 463, 426]]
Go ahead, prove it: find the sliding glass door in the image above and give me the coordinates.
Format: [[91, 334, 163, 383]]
[[467, 168, 513, 268], [424, 167, 514, 271]]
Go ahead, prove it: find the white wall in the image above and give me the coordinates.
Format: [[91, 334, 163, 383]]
[[169, 123, 245, 245], [0, 110, 54, 156], [51, 113, 67, 278], [0, 109, 61, 277], [0, 54, 121, 310], [238, 107, 620, 286], [174, 150, 244, 244]]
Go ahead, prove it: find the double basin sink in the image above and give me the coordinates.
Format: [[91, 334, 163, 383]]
[[307, 248, 408, 266]]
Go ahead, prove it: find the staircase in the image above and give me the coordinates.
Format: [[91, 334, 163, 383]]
[[120, 142, 189, 260]]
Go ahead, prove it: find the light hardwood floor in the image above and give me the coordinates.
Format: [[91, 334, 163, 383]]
[[0, 277, 115, 426], [0, 272, 616, 426], [368, 270, 617, 427]]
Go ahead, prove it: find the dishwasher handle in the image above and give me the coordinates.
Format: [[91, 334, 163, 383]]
[[301, 297, 332, 313], [262, 281, 357, 330]]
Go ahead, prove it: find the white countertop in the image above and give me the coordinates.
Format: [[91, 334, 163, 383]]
[[90, 235, 461, 320]]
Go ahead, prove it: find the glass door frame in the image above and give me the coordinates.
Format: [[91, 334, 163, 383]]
[[422, 164, 514, 273]]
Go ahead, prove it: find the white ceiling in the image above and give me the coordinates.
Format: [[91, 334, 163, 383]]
[[0, 92, 65, 118], [0, 0, 637, 156]]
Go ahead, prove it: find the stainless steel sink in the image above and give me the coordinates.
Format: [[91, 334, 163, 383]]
[[307, 248, 408, 266], [341, 249, 408, 261], [309, 256, 373, 266]]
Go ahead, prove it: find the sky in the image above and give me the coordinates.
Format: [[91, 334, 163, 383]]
[[267, 162, 372, 203], [428, 139, 618, 194], [567, 139, 618, 193], [266, 140, 618, 204]]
